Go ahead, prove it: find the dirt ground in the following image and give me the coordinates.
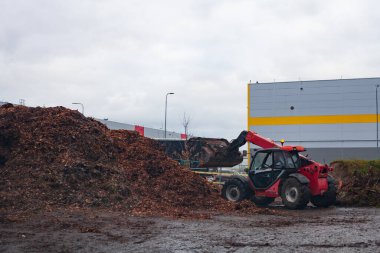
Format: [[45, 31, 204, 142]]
[[1, 206, 379, 253]]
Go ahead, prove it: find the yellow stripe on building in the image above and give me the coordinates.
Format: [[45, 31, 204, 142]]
[[248, 114, 378, 126]]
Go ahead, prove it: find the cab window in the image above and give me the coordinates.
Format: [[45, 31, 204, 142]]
[[273, 151, 286, 168], [283, 151, 297, 169], [251, 151, 272, 170], [290, 151, 300, 168], [262, 153, 273, 169]]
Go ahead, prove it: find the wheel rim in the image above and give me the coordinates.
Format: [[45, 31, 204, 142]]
[[226, 186, 240, 201], [285, 186, 299, 203]]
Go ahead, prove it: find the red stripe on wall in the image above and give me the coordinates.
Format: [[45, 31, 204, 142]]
[[134, 125, 144, 136]]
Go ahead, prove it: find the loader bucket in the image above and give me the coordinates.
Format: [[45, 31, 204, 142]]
[[157, 137, 243, 168], [186, 137, 243, 167]]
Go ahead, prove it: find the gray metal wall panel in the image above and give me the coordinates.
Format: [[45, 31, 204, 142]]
[[250, 123, 377, 147], [97, 119, 135, 130], [250, 147, 380, 163], [144, 127, 181, 139], [301, 148, 380, 163], [96, 119, 182, 140], [282, 141, 375, 148], [250, 78, 380, 117], [144, 127, 164, 139]]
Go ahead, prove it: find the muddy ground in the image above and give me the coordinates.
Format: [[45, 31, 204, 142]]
[[1, 206, 379, 253]]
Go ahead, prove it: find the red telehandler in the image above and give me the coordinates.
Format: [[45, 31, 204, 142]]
[[221, 131, 336, 209]]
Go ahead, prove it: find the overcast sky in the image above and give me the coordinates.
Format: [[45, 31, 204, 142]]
[[1, 0, 380, 139]]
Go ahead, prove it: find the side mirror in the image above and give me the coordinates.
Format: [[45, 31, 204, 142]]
[[274, 162, 283, 169]]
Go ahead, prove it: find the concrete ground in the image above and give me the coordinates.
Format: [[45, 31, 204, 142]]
[[1, 206, 379, 253]]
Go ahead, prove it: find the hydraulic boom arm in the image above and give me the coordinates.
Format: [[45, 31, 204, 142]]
[[228, 130, 279, 151]]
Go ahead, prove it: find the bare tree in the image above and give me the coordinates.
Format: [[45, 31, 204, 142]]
[[182, 112, 190, 140]]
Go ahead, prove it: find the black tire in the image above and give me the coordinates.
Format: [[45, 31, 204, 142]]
[[281, 178, 310, 209], [251, 196, 275, 207], [221, 179, 248, 202], [310, 183, 336, 208]]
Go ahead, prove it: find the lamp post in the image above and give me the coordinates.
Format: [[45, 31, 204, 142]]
[[72, 102, 84, 115], [164, 92, 174, 138], [376, 85, 379, 148]]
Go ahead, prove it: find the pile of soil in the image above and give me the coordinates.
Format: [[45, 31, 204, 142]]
[[0, 105, 269, 218], [331, 160, 380, 207]]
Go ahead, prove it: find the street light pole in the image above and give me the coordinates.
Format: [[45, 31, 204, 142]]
[[72, 102, 84, 115], [376, 85, 379, 148], [164, 92, 174, 138]]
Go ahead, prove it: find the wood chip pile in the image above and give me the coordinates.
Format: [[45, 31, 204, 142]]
[[332, 160, 380, 207], [0, 104, 272, 218]]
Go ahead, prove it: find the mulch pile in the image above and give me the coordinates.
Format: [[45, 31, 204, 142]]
[[331, 160, 380, 207], [0, 105, 273, 218]]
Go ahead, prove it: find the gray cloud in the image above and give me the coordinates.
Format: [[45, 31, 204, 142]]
[[1, 0, 380, 139]]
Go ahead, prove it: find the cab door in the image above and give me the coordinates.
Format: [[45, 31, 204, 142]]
[[249, 150, 285, 189]]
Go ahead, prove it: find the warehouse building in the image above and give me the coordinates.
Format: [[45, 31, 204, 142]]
[[97, 119, 186, 140], [248, 77, 380, 162]]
